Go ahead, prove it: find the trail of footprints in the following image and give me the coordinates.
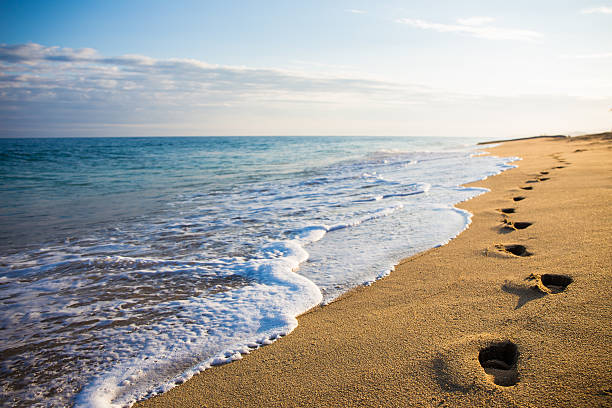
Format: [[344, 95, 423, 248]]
[[477, 154, 573, 387]]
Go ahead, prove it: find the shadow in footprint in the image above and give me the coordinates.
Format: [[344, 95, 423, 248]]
[[520, 186, 533, 190], [554, 166, 566, 169], [513, 222, 532, 229], [479, 341, 519, 386], [513, 196, 526, 202], [538, 177, 550, 181], [498, 244, 532, 257], [525, 180, 539, 183], [527, 273, 573, 294], [499, 208, 515, 214], [540, 171, 549, 175], [541, 274, 573, 293], [499, 221, 532, 234], [502, 282, 546, 309]]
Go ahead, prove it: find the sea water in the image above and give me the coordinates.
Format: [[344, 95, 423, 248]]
[[0, 136, 516, 407]]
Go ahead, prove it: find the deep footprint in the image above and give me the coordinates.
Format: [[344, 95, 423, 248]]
[[512, 222, 532, 230], [541, 274, 573, 293], [538, 177, 550, 181], [526, 180, 539, 183], [520, 186, 533, 190], [513, 196, 526, 202], [500, 208, 515, 214], [540, 171, 549, 175], [500, 244, 532, 257], [479, 341, 519, 386], [500, 220, 532, 233]]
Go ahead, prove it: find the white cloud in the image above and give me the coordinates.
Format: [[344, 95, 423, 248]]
[[456, 16, 495, 26], [345, 9, 366, 14], [0, 43, 426, 103], [396, 18, 542, 41], [580, 6, 612, 14], [0, 43, 443, 136], [1, 43, 610, 138]]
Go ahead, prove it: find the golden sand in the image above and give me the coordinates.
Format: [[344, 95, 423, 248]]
[[137, 134, 612, 408]]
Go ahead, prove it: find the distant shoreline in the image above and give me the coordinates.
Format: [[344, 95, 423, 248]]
[[477, 134, 568, 145]]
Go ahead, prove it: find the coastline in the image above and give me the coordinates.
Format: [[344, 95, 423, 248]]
[[136, 134, 612, 407]]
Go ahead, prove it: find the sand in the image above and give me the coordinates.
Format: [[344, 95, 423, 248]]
[[136, 133, 612, 408]]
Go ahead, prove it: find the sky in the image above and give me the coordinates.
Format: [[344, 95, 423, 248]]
[[0, 0, 611, 138]]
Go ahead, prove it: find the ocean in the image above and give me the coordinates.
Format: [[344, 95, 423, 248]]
[[0, 136, 516, 407]]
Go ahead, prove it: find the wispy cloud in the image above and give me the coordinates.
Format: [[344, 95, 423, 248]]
[[345, 9, 366, 14], [396, 17, 542, 41], [0, 43, 432, 104], [580, 6, 612, 14], [0, 43, 442, 136]]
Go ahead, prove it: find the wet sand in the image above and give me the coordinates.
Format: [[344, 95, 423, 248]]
[[136, 133, 612, 407]]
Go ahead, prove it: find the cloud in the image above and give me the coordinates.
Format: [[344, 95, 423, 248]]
[[0, 43, 431, 103], [345, 9, 366, 14], [580, 6, 612, 14], [0, 43, 443, 136], [396, 17, 542, 41], [2, 43, 609, 138]]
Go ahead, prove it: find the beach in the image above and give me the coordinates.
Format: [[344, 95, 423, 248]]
[[136, 133, 612, 408]]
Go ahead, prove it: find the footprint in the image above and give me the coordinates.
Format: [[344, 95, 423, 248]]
[[478, 341, 519, 386], [554, 166, 566, 169], [512, 222, 532, 229], [495, 244, 532, 257], [525, 180, 539, 183], [499, 208, 515, 214], [513, 196, 526, 202], [538, 177, 549, 181], [499, 220, 532, 233], [528, 273, 573, 294], [540, 171, 549, 175], [520, 186, 533, 190]]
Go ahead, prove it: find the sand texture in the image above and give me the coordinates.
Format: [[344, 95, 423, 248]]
[[136, 134, 612, 408]]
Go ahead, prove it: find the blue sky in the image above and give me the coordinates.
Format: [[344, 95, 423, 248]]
[[0, 0, 611, 137]]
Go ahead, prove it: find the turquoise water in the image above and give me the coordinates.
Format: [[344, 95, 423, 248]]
[[0, 137, 472, 249], [0, 136, 515, 407]]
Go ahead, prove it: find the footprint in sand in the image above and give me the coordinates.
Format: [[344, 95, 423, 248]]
[[512, 222, 532, 230], [528, 273, 573, 294], [478, 341, 520, 386], [538, 177, 549, 181], [499, 208, 515, 214], [520, 186, 533, 190], [492, 244, 532, 257], [525, 179, 539, 183], [431, 335, 521, 393], [500, 219, 532, 233], [513, 196, 526, 202], [540, 171, 549, 175]]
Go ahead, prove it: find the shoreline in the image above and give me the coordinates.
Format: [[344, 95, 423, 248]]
[[136, 133, 611, 407]]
